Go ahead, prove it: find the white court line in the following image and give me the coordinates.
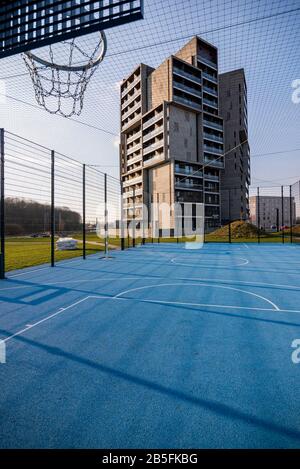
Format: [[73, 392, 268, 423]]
[[2, 272, 300, 294], [114, 282, 280, 311], [3, 296, 90, 343], [2, 295, 110, 344], [171, 256, 249, 267], [2, 291, 300, 346]]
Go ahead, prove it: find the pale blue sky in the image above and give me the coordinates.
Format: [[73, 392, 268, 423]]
[[0, 0, 299, 187]]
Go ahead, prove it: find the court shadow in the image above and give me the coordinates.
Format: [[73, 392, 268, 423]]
[[2, 330, 300, 445]]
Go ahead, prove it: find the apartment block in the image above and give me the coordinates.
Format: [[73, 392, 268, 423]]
[[249, 196, 295, 230], [219, 69, 250, 222], [120, 36, 229, 234]]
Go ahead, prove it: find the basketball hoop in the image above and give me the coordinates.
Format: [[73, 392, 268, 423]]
[[22, 32, 107, 118]]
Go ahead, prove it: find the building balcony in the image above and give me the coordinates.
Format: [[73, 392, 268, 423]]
[[197, 56, 217, 70], [143, 126, 163, 143], [173, 94, 202, 111], [123, 188, 143, 197], [127, 130, 142, 144], [203, 85, 218, 97], [123, 175, 143, 187], [122, 113, 142, 131], [143, 154, 164, 167], [142, 111, 164, 130], [127, 154, 142, 165], [173, 66, 201, 85], [121, 75, 141, 98], [175, 181, 203, 191], [126, 163, 142, 175], [123, 202, 143, 209], [204, 157, 224, 168], [203, 97, 218, 109], [127, 142, 141, 156], [203, 119, 223, 131], [203, 132, 223, 143], [202, 71, 218, 84], [121, 89, 141, 110], [204, 187, 219, 193], [205, 174, 219, 182], [175, 167, 203, 178], [143, 140, 164, 156], [122, 101, 142, 121], [173, 80, 202, 98], [204, 145, 223, 155]]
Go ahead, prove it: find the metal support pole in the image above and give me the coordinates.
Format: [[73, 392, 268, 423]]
[[132, 187, 136, 248], [120, 181, 125, 250], [51, 150, 55, 267], [281, 185, 284, 244], [151, 194, 154, 244], [228, 189, 232, 244], [82, 164, 86, 259], [157, 193, 160, 243], [104, 173, 108, 257], [290, 185, 293, 244], [0, 129, 5, 279], [257, 187, 260, 244], [175, 195, 179, 243]]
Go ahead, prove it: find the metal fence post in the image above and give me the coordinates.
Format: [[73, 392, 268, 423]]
[[0, 129, 5, 279], [83, 164, 86, 259], [132, 187, 136, 248], [228, 189, 232, 244], [290, 185, 293, 244], [120, 181, 125, 250], [257, 187, 260, 244], [51, 150, 55, 267], [157, 193, 160, 243], [281, 185, 284, 244], [104, 173, 108, 257]]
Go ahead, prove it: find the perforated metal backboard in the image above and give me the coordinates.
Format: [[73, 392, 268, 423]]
[[0, 0, 144, 59]]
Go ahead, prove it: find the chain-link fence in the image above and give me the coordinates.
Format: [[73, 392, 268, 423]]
[[1, 128, 299, 277], [122, 186, 300, 245], [0, 129, 122, 277]]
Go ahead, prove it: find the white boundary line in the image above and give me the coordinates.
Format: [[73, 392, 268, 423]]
[[1, 273, 300, 293], [171, 256, 249, 267], [114, 282, 280, 311], [2, 292, 300, 346]]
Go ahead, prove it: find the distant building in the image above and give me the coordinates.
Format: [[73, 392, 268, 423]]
[[219, 69, 250, 223], [120, 36, 250, 235], [120, 36, 225, 234], [249, 195, 295, 230]]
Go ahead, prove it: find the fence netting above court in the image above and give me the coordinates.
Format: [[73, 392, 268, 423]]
[[0, 130, 123, 276], [0, 129, 299, 276]]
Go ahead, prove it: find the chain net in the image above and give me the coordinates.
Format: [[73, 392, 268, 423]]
[[22, 34, 106, 118]]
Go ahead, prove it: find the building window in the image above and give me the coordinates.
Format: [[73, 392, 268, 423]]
[[184, 138, 188, 148], [186, 151, 191, 161], [174, 122, 179, 132], [227, 89, 230, 97], [185, 111, 190, 122], [226, 112, 230, 121]]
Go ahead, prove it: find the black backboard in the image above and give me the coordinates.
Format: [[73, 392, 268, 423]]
[[0, 1, 144, 59]]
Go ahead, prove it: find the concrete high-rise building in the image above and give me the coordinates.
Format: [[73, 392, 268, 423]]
[[249, 195, 295, 230], [219, 69, 250, 222], [120, 36, 236, 235]]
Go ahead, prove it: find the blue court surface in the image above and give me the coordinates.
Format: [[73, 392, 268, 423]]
[[0, 242, 300, 448]]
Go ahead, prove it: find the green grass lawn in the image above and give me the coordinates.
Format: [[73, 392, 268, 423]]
[[3, 231, 299, 272], [5, 237, 101, 272]]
